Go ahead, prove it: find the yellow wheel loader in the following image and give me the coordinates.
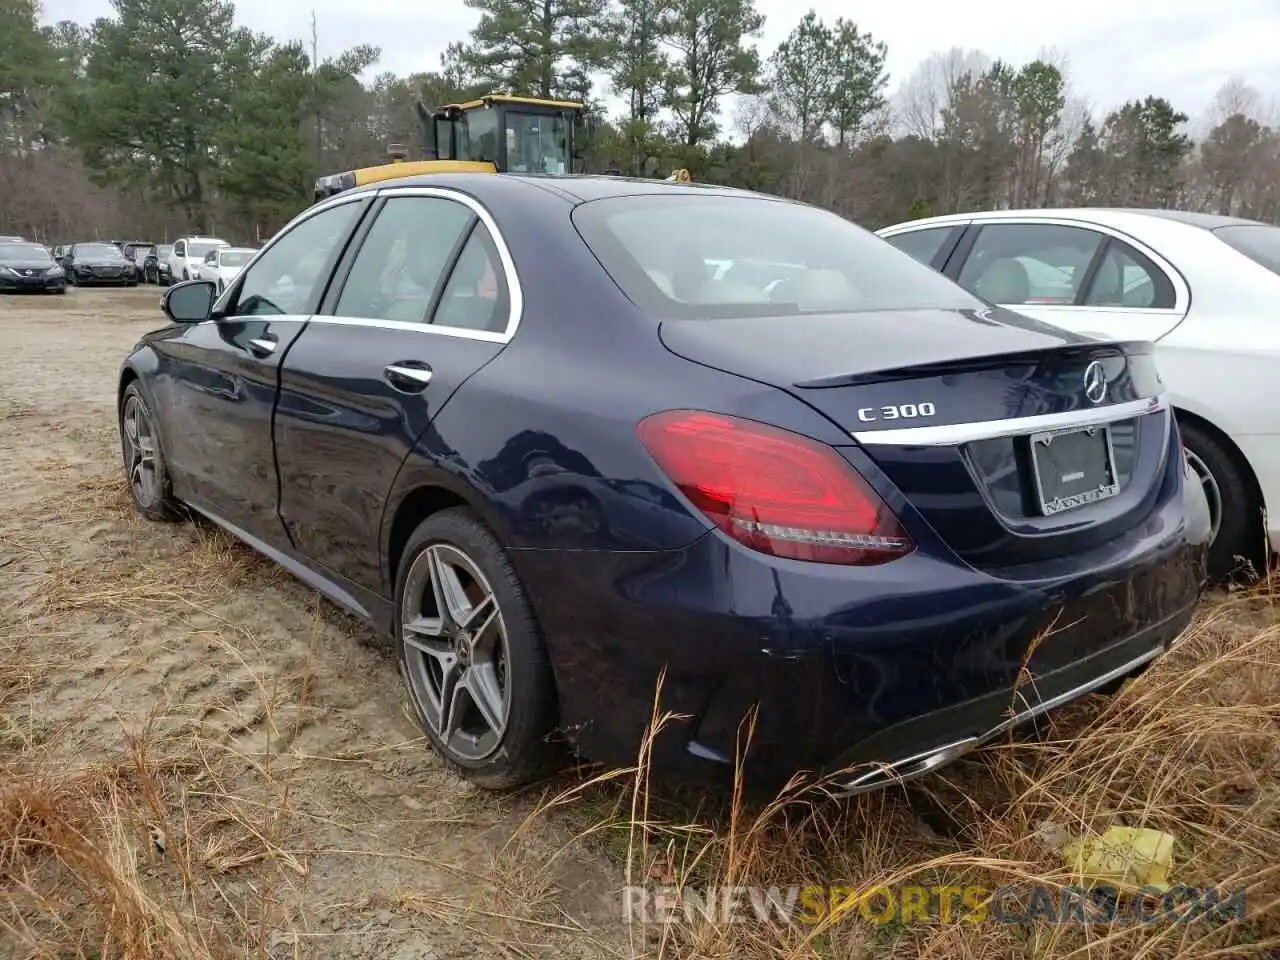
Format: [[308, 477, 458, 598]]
[[313, 94, 588, 201]]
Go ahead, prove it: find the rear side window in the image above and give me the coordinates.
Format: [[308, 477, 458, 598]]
[[571, 195, 980, 319], [1214, 224, 1280, 275], [882, 226, 955, 268], [1083, 242, 1175, 309], [335, 197, 473, 323], [957, 224, 1102, 305], [431, 224, 510, 333]]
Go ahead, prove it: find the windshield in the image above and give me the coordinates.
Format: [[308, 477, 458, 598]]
[[219, 250, 252, 267], [0, 244, 51, 263], [1214, 224, 1280, 276], [76, 243, 120, 258], [572, 195, 984, 319], [188, 241, 226, 259], [157, 245, 173, 257]]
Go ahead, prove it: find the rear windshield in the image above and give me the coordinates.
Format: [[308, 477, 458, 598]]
[[0, 244, 51, 262], [1214, 224, 1280, 275], [572, 194, 982, 319]]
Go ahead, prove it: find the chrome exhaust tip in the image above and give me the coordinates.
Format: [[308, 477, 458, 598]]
[[835, 736, 980, 796]]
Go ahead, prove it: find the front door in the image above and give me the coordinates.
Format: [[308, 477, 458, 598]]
[[153, 197, 370, 542], [274, 188, 517, 592]]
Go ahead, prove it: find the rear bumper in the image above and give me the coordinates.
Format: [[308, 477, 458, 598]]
[[828, 605, 1191, 794], [513, 482, 1207, 786]]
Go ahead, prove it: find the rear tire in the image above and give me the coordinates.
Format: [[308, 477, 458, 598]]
[[1179, 419, 1262, 581], [395, 508, 560, 789]]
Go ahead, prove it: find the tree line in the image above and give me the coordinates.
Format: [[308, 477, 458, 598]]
[[2, 0, 1278, 244]]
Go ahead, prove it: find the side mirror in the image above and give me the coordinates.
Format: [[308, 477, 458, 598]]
[[163, 279, 216, 324]]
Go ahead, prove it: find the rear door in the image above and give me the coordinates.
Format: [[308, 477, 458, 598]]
[[942, 219, 1189, 342], [152, 196, 370, 542], [273, 186, 517, 592]]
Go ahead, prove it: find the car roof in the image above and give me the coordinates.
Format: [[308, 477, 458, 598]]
[[882, 207, 1270, 233], [336, 171, 771, 205]]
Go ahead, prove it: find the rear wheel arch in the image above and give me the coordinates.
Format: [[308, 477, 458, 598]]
[[384, 482, 512, 594], [1173, 405, 1267, 577], [1173, 406, 1263, 509]]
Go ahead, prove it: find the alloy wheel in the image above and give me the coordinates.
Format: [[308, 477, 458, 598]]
[[1185, 449, 1223, 546], [121, 395, 158, 505], [401, 543, 511, 761]]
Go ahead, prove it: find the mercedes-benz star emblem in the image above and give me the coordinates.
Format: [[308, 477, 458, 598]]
[[1083, 360, 1107, 405]]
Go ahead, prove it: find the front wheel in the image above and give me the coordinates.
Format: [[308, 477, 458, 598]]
[[395, 508, 559, 789], [1179, 420, 1261, 580], [119, 383, 180, 522]]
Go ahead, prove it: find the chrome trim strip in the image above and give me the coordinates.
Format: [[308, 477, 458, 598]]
[[309, 314, 509, 343], [835, 645, 1165, 796], [849, 394, 1166, 446]]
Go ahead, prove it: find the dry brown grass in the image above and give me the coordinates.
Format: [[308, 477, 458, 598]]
[[3, 477, 1278, 958], [522, 583, 1280, 959]]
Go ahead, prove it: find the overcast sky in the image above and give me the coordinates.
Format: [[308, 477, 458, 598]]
[[43, 0, 1280, 127]]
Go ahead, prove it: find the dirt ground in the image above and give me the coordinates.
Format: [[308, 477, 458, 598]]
[[0, 288, 629, 959], [2, 288, 1278, 960]]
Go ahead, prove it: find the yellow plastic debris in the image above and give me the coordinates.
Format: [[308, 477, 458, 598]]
[[1063, 826, 1175, 892]]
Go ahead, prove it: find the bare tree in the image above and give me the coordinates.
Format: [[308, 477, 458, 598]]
[[893, 47, 991, 139]]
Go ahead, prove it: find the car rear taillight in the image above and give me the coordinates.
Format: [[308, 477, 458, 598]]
[[637, 410, 913, 565]]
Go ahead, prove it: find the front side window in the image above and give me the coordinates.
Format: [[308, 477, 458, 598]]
[[231, 201, 363, 316], [883, 226, 955, 268], [572, 195, 981, 319], [336, 197, 474, 323]]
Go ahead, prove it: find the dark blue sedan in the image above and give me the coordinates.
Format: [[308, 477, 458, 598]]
[[117, 174, 1212, 793]]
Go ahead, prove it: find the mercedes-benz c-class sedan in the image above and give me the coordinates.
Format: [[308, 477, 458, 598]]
[[117, 174, 1211, 794]]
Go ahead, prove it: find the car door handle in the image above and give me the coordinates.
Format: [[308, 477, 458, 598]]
[[248, 336, 277, 356], [384, 362, 433, 393]]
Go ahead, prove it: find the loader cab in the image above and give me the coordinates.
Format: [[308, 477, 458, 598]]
[[420, 95, 586, 176], [312, 94, 587, 203]]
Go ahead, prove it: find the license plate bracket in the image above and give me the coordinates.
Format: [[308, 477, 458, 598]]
[[1029, 424, 1119, 516]]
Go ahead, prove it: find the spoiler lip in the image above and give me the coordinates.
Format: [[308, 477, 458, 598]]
[[793, 339, 1156, 390]]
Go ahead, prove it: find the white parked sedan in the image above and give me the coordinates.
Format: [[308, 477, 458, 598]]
[[192, 246, 257, 292], [878, 208, 1280, 579]]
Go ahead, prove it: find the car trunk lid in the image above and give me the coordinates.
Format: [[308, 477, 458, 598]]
[[659, 307, 1174, 569]]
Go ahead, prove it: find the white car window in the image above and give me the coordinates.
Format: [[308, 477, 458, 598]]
[[958, 224, 1102, 305]]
